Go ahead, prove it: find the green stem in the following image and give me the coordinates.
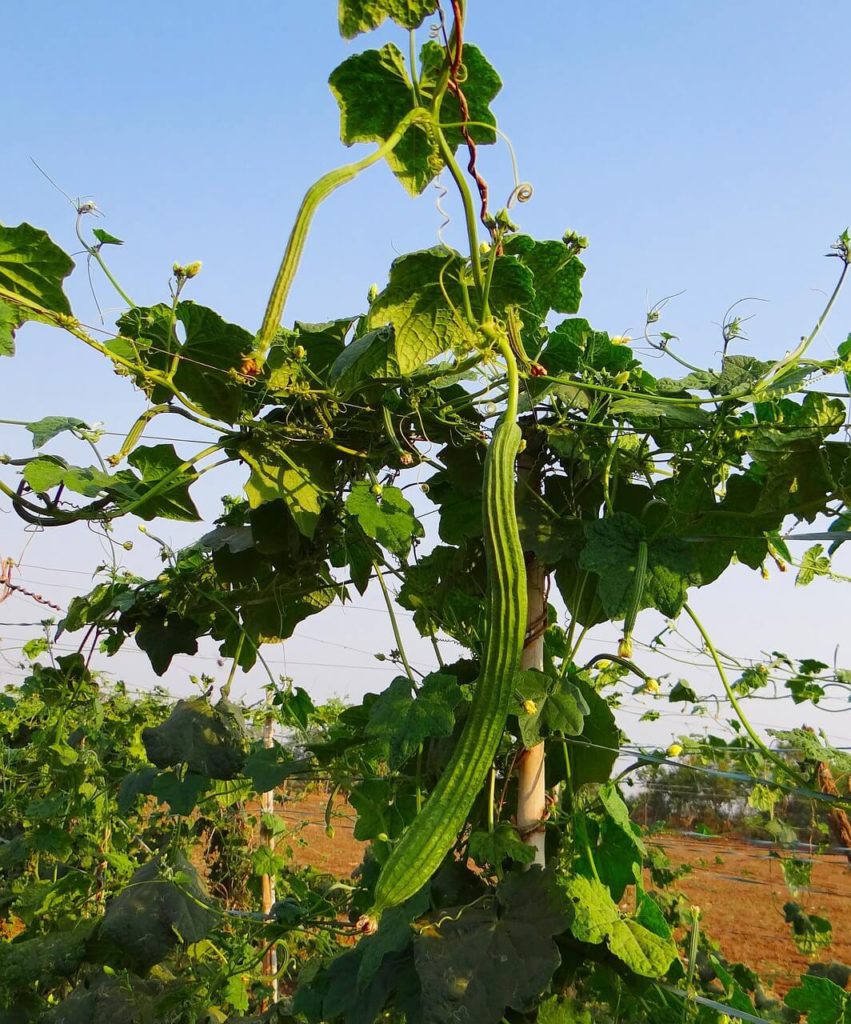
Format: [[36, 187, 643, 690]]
[[683, 603, 805, 785], [77, 214, 135, 308], [256, 108, 428, 354], [373, 561, 416, 686], [431, 121, 484, 299], [758, 261, 849, 392], [222, 632, 245, 700]]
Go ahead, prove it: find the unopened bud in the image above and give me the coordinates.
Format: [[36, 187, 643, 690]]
[[184, 261, 202, 278]]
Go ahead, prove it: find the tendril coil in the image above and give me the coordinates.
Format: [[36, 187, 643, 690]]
[[507, 182, 534, 207]]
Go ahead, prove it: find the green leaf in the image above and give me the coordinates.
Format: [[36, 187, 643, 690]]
[[366, 672, 462, 769], [515, 668, 588, 746], [125, 443, 200, 521], [245, 747, 312, 792], [781, 856, 813, 895], [349, 778, 417, 843], [223, 973, 250, 1014], [503, 235, 585, 320], [467, 821, 535, 868], [134, 611, 200, 675], [419, 41, 501, 150], [0, 297, 22, 356], [784, 901, 832, 956], [329, 44, 437, 196], [41, 972, 161, 1024], [22, 456, 67, 492], [338, 0, 437, 39], [92, 227, 124, 245], [580, 512, 694, 619], [25, 415, 87, 447], [329, 40, 500, 195], [796, 544, 831, 586], [536, 996, 594, 1024], [414, 866, 572, 1024], [142, 696, 248, 779], [328, 325, 397, 394], [669, 680, 698, 703], [367, 249, 468, 372], [785, 975, 848, 1024], [716, 354, 773, 394], [252, 844, 285, 877], [150, 770, 208, 815], [172, 301, 254, 421], [100, 855, 214, 971], [346, 482, 423, 557], [564, 874, 677, 978], [0, 222, 74, 316], [239, 441, 333, 538], [561, 674, 619, 791], [0, 922, 95, 990]]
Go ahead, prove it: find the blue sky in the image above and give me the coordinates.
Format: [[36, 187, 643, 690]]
[[3, 2, 851, 745]]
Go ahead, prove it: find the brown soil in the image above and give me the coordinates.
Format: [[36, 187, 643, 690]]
[[274, 789, 851, 997]]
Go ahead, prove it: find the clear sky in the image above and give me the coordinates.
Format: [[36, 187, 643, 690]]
[[3, 2, 851, 749]]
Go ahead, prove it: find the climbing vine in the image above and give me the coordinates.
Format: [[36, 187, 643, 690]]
[[2, 2, 851, 1021]]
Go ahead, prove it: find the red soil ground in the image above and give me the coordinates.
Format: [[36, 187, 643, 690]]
[[275, 789, 851, 997]]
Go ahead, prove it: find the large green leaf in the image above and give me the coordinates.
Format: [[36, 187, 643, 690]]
[[579, 511, 695, 620], [141, 696, 248, 780], [785, 975, 849, 1024], [503, 235, 585, 320], [238, 441, 334, 538], [24, 415, 87, 448], [172, 301, 255, 422], [338, 0, 437, 39], [125, 443, 200, 521], [346, 482, 423, 557], [365, 671, 462, 768], [329, 44, 437, 196], [419, 41, 501, 149], [367, 249, 468, 373], [514, 668, 588, 746], [555, 675, 619, 791], [414, 866, 572, 1024], [467, 821, 535, 869], [564, 874, 677, 978], [134, 610, 200, 675], [100, 855, 214, 972], [41, 972, 161, 1024], [0, 222, 74, 316]]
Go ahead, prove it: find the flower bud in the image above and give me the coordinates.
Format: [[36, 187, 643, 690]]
[[666, 743, 683, 758], [618, 636, 633, 659], [522, 699, 538, 715], [184, 261, 202, 278]]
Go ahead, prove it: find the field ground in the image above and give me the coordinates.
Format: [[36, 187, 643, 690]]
[[275, 790, 851, 997]]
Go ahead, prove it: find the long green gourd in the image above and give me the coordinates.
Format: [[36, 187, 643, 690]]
[[363, 334, 527, 927]]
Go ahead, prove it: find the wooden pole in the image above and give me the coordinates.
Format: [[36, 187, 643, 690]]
[[260, 695, 279, 1004], [516, 440, 548, 865]]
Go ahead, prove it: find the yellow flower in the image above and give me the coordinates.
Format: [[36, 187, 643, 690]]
[[644, 677, 660, 694], [610, 335, 632, 346], [596, 659, 612, 670], [613, 371, 630, 387], [522, 699, 538, 715], [618, 636, 634, 659], [666, 743, 683, 758]]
